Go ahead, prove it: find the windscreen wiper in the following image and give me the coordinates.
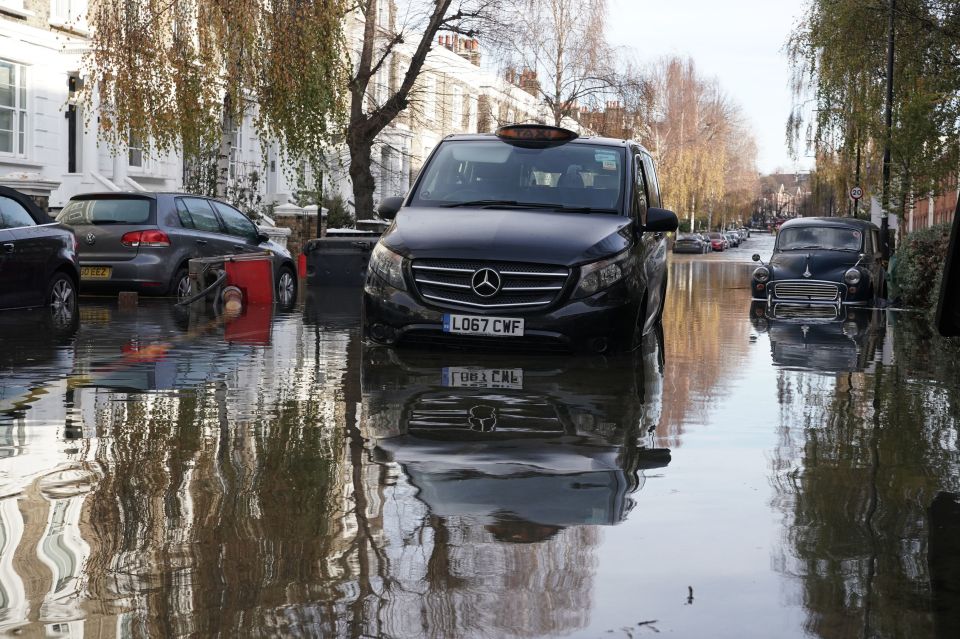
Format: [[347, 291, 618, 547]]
[[554, 206, 620, 214], [442, 200, 617, 214], [442, 200, 554, 209]]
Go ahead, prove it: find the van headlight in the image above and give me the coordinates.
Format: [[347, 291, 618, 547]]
[[573, 251, 629, 299], [844, 268, 862, 285], [753, 266, 770, 283], [369, 242, 407, 290]]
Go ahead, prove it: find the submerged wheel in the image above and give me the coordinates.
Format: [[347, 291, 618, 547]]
[[171, 266, 191, 300], [276, 265, 297, 310], [47, 272, 77, 329]]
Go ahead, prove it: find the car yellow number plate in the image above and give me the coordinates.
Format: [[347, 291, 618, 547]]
[[80, 266, 112, 280]]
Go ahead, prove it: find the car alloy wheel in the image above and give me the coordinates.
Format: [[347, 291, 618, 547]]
[[277, 268, 296, 308], [176, 272, 192, 300], [49, 275, 76, 328]]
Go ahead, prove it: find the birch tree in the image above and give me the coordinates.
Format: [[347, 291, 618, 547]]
[[501, 0, 617, 127], [85, 0, 350, 197]]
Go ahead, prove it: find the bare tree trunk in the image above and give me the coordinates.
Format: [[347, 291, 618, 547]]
[[348, 136, 376, 219]]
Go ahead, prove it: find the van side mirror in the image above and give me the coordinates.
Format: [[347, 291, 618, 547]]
[[376, 196, 403, 221], [644, 207, 678, 234]]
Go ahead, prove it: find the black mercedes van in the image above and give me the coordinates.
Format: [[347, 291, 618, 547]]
[[362, 124, 678, 353]]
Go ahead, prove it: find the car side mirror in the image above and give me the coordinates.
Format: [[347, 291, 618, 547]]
[[376, 196, 404, 221], [644, 207, 678, 234], [257, 232, 270, 244], [752, 254, 761, 262]]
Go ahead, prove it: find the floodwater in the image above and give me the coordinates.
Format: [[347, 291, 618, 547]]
[[2, 234, 960, 638]]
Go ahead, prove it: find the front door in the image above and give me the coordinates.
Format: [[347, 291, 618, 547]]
[[0, 227, 16, 308], [175, 197, 228, 259], [209, 200, 262, 256]]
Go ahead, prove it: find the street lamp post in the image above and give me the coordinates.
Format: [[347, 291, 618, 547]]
[[880, 0, 895, 259]]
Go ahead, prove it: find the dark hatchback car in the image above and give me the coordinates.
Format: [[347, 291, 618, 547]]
[[0, 185, 79, 320], [752, 217, 885, 308], [363, 124, 678, 353], [56, 192, 298, 307], [672, 233, 709, 254]]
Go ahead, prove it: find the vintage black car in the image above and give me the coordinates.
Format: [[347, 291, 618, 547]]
[[363, 124, 678, 354], [751, 217, 885, 308]]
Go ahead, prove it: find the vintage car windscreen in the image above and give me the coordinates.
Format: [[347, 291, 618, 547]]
[[410, 140, 625, 212], [777, 226, 863, 251]]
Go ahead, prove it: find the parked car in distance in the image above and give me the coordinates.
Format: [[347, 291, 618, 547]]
[[56, 192, 298, 308], [751, 217, 885, 307], [0, 185, 79, 322], [673, 233, 709, 254], [363, 124, 679, 353], [707, 232, 726, 251], [725, 231, 740, 247]]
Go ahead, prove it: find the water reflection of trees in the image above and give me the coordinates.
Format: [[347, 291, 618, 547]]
[[75, 319, 356, 637], [771, 318, 960, 638], [660, 261, 754, 444]]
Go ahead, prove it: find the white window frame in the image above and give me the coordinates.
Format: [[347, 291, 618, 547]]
[[451, 85, 463, 129], [127, 131, 145, 169], [49, 0, 88, 31], [376, 0, 390, 27], [0, 59, 28, 158], [0, 1, 30, 18], [423, 75, 436, 121]]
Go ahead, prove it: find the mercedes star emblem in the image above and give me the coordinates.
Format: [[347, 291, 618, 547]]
[[468, 405, 498, 432], [85, 232, 96, 246], [471, 267, 502, 298]]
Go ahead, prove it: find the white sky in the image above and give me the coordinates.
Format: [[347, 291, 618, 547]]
[[607, 0, 814, 174]]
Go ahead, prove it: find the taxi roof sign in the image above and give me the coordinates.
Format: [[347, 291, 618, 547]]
[[495, 124, 578, 142]]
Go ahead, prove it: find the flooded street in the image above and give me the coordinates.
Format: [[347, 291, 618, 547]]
[[2, 235, 960, 638]]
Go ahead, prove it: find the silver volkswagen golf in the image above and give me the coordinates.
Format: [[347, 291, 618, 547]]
[[56, 192, 298, 308]]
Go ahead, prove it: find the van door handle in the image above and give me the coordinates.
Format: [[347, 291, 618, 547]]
[[2, 243, 13, 253], [195, 239, 208, 245], [233, 244, 246, 251]]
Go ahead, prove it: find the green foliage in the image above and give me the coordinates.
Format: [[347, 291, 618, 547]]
[[788, 0, 960, 211], [895, 223, 951, 311], [85, 0, 350, 181], [182, 148, 223, 198], [322, 194, 354, 229]]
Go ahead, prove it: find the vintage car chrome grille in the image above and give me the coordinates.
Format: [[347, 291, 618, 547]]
[[771, 303, 839, 320], [772, 281, 841, 302], [411, 259, 569, 311]]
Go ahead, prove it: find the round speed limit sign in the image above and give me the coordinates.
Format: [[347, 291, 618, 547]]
[[850, 186, 864, 200]]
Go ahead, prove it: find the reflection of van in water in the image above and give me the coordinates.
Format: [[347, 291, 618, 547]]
[[361, 331, 669, 531]]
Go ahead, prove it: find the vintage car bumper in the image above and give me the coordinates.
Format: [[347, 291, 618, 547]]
[[752, 278, 871, 306]]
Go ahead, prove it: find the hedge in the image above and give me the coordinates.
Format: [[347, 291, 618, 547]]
[[895, 223, 952, 312]]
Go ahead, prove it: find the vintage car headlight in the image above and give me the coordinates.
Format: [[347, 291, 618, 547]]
[[753, 266, 770, 283], [369, 241, 407, 291], [844, 268, 862, 285], [573, 250, 629, 299]]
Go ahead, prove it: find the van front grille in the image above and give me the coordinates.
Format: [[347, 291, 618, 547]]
[[411, 259, 569, 311]]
